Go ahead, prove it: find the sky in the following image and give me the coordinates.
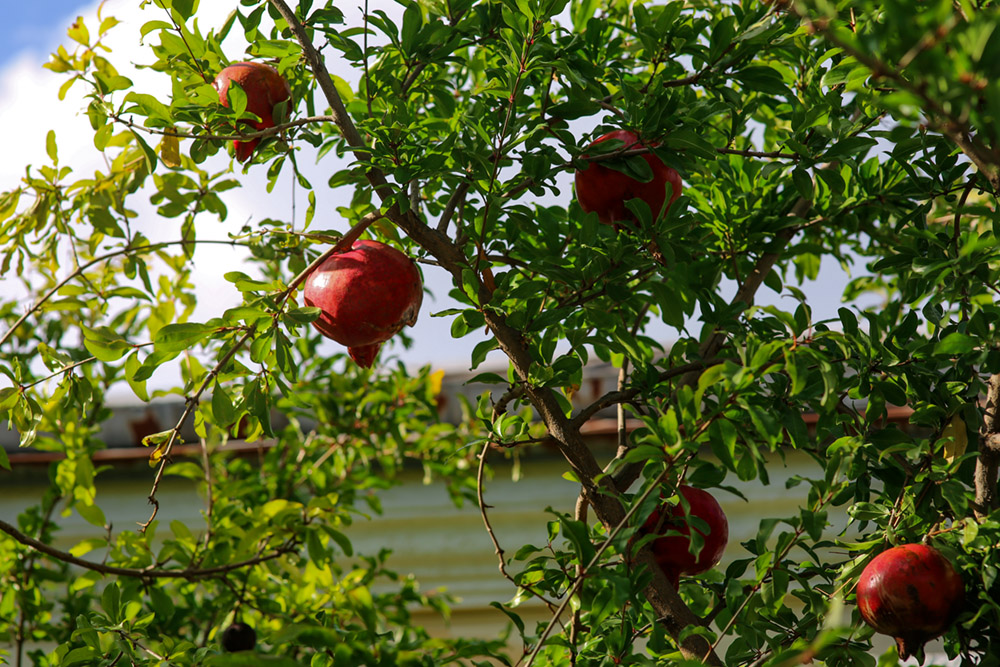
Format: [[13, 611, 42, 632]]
[[0, 2, 865, 387], [0, 4, 85, 61]]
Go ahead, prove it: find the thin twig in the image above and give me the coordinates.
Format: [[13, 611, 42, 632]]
[[0, 239, 248, 351], [152, 0, 211, 83], [572, 359, 729, 430], [476, 441, 560, 611], [523, 467, 674, 667], [0, 517, 297, 580], [951, 173, 978, 244], [110, 113, 335, 142]]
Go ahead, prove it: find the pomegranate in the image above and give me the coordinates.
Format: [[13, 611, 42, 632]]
[[636, 485, 728, 587], [856, 543, 964, 660], [302, 240, 423, 368], [213, 62, 292, 162], [574, 129, 682, 226]]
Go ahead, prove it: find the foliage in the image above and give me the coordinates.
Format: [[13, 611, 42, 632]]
[[2, 0, 1000, 665]]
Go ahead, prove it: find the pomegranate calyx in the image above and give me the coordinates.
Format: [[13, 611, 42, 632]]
[[895, 636, 920, 661], [349, 343, 382, 368]]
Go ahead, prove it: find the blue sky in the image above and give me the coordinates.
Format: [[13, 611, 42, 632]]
[[0, 3, 93, 61]]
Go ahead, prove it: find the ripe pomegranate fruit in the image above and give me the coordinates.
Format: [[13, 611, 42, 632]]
[[856, 543, 964, 660], [636, 485, 728, 587], [574, 129, 682, 226], [302, 240, 423, 368], [221, 621, 256, 652], [213, 62, 292, 162]]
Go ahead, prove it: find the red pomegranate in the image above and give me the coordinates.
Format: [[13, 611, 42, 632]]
[[302, 240, 423, 368], [856, 543, 964, 660], [213, 62, 292, 162], [574, 130, 683, 226], [637, 485, 728, 587]]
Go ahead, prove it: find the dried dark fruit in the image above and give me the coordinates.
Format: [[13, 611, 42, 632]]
[[221, 621, 257, 653]]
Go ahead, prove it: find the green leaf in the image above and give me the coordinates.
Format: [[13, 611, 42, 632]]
[[202, 654, 301, 666], [140, 20, 172, 39], [224, 271, 277, 293], [101, 582, 121, 621], [401, 3, 422, 54], [940, 479, 969, 515], [489, 601, 525, 638], [124, 92, 173, 124], [212, 382, 236, 426], [77, 503, 107, 527], [662, 130, 718, 161], [154, 322, 214, 353], [935, 332, 976, 355], [0, 387, 21, 412], [323, 527, 353, 556], [68, 537, 107, 558], [559, 515, 596, 564], [172, 0, 197, 21], [734, 66, 790, 96], [81, 326, 131, 362], [824, 136, 878, 160], [62, 647, 100, 666], [709, 419, 737, 471], [792, 167, 813, 200], [46, 130, 58, 163], [129, 128, 158, 172], [284, 306, 321, 324]]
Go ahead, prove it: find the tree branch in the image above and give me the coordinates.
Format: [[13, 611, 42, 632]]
[[570, 359, 730, 430], [0, 518, 297, 580], [267, 1, 719, 659], [110, 113, 336, 143], [481, 311, 723, 664], [266, 0, 474, 284], [975, 374, 1000, 519], [476, 441, 561, 612], [799, 9, 1000, 190], [437, 181, 471, 233]]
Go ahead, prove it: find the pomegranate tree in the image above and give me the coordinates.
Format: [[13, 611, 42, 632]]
[[636, 485, 728, 587], [856, 543, 965, 660], [213, 62, 292, 162], [574, 129, 683, 226], [302, 240, 423, 368]]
